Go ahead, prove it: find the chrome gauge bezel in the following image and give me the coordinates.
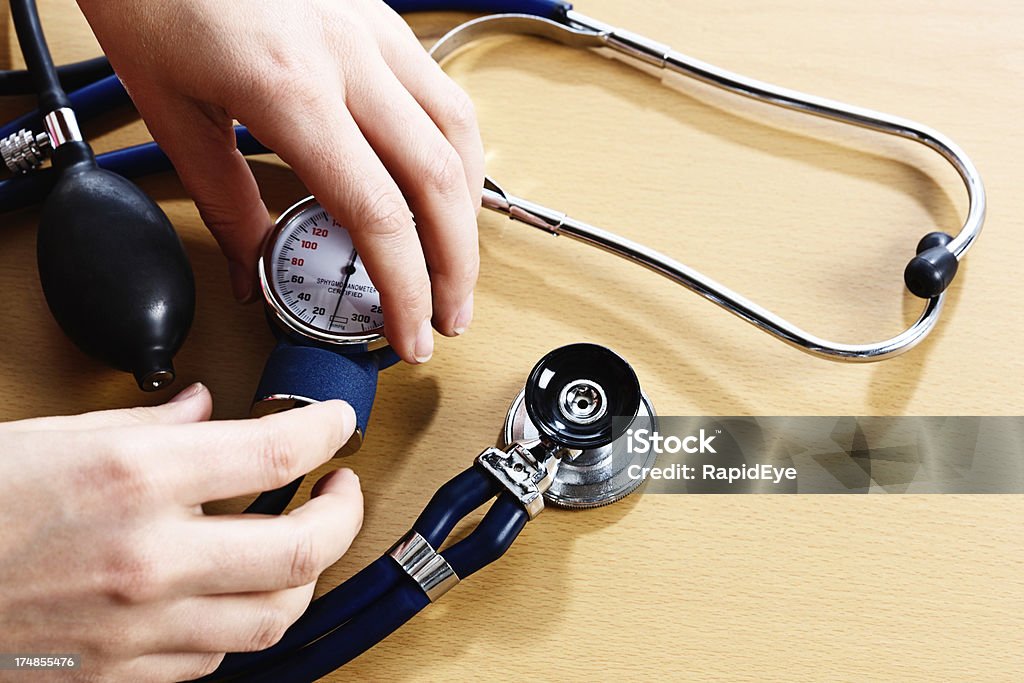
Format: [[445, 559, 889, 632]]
[[258, 196, 388, 351]]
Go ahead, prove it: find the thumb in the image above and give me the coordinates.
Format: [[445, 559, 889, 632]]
[[0, 383, 213, 433], [133, 91, 272, 302]]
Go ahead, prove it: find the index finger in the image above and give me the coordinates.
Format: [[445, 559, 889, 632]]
[[121, 400, 356, 505], [245, 90, 434, 365]]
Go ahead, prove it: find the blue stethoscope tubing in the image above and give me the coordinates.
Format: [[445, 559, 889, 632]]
[[203, 468, 528, 681], [224, 467, 496, 676]]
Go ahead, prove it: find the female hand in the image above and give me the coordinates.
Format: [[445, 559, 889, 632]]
[[76, 0, 485, 364], [0, 383, 362, 681]]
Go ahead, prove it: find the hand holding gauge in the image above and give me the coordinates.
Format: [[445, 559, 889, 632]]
[[70, 0, 484, 367]]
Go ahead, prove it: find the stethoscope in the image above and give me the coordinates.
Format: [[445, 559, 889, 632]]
[[203, 341, 659, 682], [0, 1, 987, 678], [1, 1, 987, 366]]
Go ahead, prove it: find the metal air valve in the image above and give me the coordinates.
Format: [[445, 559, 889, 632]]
[[1, 127, 51, 173]]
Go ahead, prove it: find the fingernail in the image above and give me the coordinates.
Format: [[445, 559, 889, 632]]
[[414, 319, 434, 364], [453, 293, 474, 336], [228, 261, 253, 302], [169, 382, 204, 403], [312, 468, 358, 497], [334, 399, 357, 427]]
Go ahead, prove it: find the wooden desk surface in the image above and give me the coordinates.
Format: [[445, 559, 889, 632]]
[[2, 1, 1021, 680]]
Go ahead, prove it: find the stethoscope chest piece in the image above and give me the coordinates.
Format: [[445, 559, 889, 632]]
[[502, 343, 657, 509]]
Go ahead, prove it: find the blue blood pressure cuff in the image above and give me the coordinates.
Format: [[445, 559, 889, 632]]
[[252, 339, 399, 443]]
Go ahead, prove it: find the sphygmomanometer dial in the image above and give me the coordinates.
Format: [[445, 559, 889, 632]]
[[259, 196, 385, 348]]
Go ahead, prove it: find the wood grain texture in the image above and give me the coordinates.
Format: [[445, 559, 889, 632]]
[[2, 1, 1021, 680]]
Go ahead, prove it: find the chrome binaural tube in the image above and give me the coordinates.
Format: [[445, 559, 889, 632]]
[[431, 12, 985, 362]]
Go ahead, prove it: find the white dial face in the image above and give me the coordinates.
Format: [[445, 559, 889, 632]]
[[264, 200, 383, 340]]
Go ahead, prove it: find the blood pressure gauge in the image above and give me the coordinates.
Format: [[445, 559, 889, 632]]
[[259, 196, 387, 351], [251, 196, 397, 450]]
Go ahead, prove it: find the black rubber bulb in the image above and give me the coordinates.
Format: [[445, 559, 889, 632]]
[[37, 141, 195, 391], [904, 231, 958, 298]]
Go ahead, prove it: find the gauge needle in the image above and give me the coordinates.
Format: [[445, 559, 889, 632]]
[[329, 249, 358, 328]]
